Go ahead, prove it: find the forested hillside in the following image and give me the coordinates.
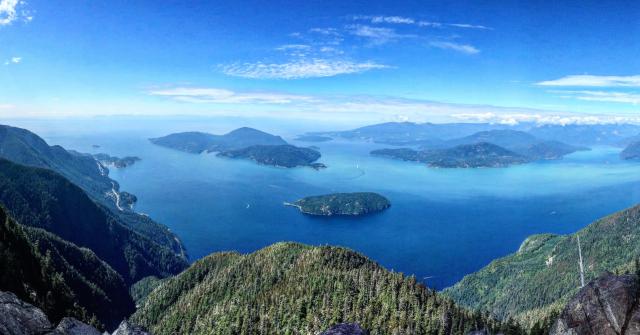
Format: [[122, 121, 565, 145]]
[[0, 206, 134, 330], [445, 204, 640, 331], [132, 242, 520, 335], [0, 158, 188, 284]]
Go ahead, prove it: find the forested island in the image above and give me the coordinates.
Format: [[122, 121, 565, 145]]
[[216, 144, 323, 168], [286, 192, 391, 216], [94, 153, 141, 168], [372, 142, 529, 168]]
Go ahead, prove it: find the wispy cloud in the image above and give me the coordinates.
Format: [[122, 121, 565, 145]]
[[448, 23, 491, 30], [148, 87, 315, 104], [148, 85, 640, 125], [3, 56, 21, 65], [347, 24, 414, 45], [552, 90, 640, 105], [452, 112, 640, 126], [220, 59, 389, 79], [0, 0, 32, 25], [352, 15, 490, 30], [537, 75, 640, 87], [430, 41, 480, 55]]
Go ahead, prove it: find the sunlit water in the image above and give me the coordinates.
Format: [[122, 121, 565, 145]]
[[14, 118, 640, 289]]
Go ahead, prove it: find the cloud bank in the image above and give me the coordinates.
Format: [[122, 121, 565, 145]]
[[220, 59, 389, 79]]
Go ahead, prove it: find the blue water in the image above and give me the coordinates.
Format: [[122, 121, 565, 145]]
[[13, 118, 640, 289]]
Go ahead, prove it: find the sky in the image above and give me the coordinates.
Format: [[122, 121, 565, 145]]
[[1, 0, 640, 125]]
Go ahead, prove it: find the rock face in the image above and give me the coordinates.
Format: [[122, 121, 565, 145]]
[[0, 291, 52, 335], [321, 323, 369, 335], [112, 320, 151, 335], [551, 273, 640, 335], [53, 318, 102, 335], [0, 290, 151, 335]]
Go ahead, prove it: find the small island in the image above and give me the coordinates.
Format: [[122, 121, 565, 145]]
[[621, 140, 640, 160], [286, 192, 391, 216], [93, 153, 141, 168], [295, 135, 333, 142], [217, 144, 323, 168]]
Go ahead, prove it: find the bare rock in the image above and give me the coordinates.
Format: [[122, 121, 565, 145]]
[[111, 320, 150, 335], [321, 323, 368, 335], [0, 291, 52, 335], [52, 317, 102, 335], [551, 273, 640, 335]]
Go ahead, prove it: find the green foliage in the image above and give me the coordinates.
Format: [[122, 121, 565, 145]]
[[293, 192, 391, 216], [0, 206, 134, 330], [132, 242, 518, 335], [0, 158, 188, 284], [130, 276, 167, 306], [445, 204, 640, 331], [217, 144, 321, 168]]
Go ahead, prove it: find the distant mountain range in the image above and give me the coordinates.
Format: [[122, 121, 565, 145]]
[[370, 130, 590, 168], [150, 127, 324, 168], [309, 121, 640, 147]]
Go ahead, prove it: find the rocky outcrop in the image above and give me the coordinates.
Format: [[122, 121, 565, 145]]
[[551, 273, 640, 334], [52, 318, 102, 335], [112, 320, 150, 335], [321, 323, 369, 335], [0, 291, 52, 335], [0, 290, 151, 335]]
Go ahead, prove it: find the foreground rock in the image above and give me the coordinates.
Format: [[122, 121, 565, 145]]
[[550, 273, 640, 334], [321, 323, 369, 335], [0, 290, 150, 335], [0, 291, 51, 335]]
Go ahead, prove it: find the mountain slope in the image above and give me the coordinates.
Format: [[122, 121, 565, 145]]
[[0, 206, 134, 330], [149, 127, 287, 153], [445, 204, 640, 330], [0, 158, 188, 284], [0, 124, 184, 256], [132, 242, 515, 335]]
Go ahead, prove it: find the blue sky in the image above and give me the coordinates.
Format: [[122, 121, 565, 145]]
[[1, 0, 639, 124]]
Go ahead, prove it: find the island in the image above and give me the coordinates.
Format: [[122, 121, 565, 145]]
[[295, 135, 333, 142], [93, 153, 141, 168], [149, 127, 287, 153], [216, 144, 323, 168], [285, 192, 391, 216], [372, 142, 529, 168], [621, 140, 640, 160]]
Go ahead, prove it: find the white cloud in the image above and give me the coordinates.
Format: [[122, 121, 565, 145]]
[[220, 59, 389, 79], [552, 90, 640, 105], [275, 44, 311, 51], [452, 112, 640, 125], [0, 0, 31, 25], [148, 87, 315, 104], [448, 23, 491, 30], [370, 16, 415, 24], [537, 75, 640, 87], [430, 41, 480, 55], [347, 24, 413, 45], [309, 27, 341, 36]]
